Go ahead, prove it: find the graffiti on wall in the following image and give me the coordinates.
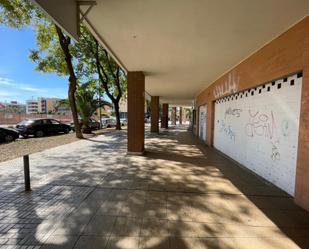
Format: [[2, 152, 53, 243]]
[[217, 119, 236, 142], [270, 140, 281, 161], [225, 107, 242, 118], [245, 110, 276, 139], [213, 73, 302, 196], [213, 72, 240, 99], [281, 119, 290, 137]]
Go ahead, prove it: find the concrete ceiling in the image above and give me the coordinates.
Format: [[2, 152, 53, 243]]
[[36, 0, 309, 106]]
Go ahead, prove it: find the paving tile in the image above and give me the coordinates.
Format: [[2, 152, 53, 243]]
[[96, 201, 124, 216], [40, 235, 78, 249], [140, 218, 169, 237], [169, 237, 204, 249], [105, 236, 139, 249], [168, 220, 196, 237], [0, 127, 308, 249], [107, 190, 131, 202], [233, 236, 300, 249], [143, 202, 167, 219], [52, 213, 93, 236], [199, 237, 236, 249], [87, 189, 111, 201], [110, 217, 141, 236], [73, 235, 109, 249], [82, 215, 116, 236], [139, 237, 170, 249], [167, 204, 201, 222], [118, 200, 145, 218], [145, 191, 167, 205]]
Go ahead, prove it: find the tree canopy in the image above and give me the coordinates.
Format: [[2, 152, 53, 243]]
[[0, 0, 127, 134]]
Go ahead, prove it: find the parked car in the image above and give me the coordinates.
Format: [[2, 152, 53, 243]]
[[144, 114, 150, 123], [71, 118, 100, 131], [16, 118, 71, 138], [101, 117, 116, 128], [120, 118, 127, 126], [0, 127, 19, 143]]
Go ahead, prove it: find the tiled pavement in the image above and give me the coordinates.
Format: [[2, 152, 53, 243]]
[[0, 127, 308, 249]]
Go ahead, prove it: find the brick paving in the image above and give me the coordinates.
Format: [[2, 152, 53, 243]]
[[0, 127, 308, 248]]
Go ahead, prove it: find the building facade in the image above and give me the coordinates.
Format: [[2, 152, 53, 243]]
[[32, 0, 309, 212], [26, 97, 61, 114], [194, 17, 309, 210], [26, 99, 39, 114]]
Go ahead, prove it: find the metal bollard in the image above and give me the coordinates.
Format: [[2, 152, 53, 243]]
[[23, 155, 31, 191]]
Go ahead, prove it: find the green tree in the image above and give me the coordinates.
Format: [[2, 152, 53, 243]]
[[76, 81, 111, 133], [76, 26, 127, 130], [30, 19, 83, 138], [0, 0, 34, 27], [0, 0, 83, 138]]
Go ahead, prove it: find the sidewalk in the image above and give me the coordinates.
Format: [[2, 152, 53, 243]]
[[0, 127, 308, 248]]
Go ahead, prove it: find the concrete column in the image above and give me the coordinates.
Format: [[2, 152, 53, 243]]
[[171, 107, 176, 125], [150, 96, 159, 133], [179, 107, 183, 125], [127, 71, 145, 154], [161, 103, 169, 128], [295, 30, 309, 211]]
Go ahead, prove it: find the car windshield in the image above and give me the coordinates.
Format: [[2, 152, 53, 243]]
[[50, 120, 60, 124], [17, 120, 34, 125]]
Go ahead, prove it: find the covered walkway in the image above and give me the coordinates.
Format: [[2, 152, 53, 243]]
[[0, 127, 308, 248]]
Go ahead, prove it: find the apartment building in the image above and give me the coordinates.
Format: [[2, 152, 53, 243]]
[[26, 98, 39, 114], [26, 97, 61, 114]]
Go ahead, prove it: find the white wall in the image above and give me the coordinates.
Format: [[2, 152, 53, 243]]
[[199, 105, 207, 141], [214, 73, 302, 196]]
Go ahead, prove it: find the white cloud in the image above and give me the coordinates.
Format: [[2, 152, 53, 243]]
[[0, 77, 14, 86], [0, 76, 68, 103], [20, 87, 46, 93], [0, 76, 47, 93]]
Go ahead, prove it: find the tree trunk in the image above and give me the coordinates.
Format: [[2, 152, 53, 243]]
[[55, 25, 83, 139], [68, 78, 83, 138], [82, 118, 92, 134], [114, 101, 121, 130]]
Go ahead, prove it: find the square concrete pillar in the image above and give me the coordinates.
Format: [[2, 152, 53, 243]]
[[171, 107, 176, 125], [179, 107, 183, 124], [150, 96, 159, 133], [127, 71, 145, 154], [161, 103, 169, 128]]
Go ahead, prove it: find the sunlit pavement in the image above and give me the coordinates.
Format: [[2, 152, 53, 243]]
[[0, 126, 308, 249]]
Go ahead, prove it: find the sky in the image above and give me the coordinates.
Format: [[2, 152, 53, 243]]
[[0, 25, 68, 104]]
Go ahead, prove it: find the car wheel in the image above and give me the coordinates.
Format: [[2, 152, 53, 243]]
[[35, 130, 44, 137], [64, 128, 70, 134], [4, 135, 15, 143]]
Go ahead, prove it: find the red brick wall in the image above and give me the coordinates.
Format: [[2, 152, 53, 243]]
[[195, 16, 309, 211], [0, 113, 73, 125]]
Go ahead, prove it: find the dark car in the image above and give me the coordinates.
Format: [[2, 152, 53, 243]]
[[0, 127, 19, 143], [16, 118, 71, 138], [71, 118, 100, 131]]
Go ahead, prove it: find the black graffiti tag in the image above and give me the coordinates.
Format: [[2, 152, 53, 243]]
[[245, 110, 276, 139], [225, 107, 242, 119], [218, 119, 236, 141]]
